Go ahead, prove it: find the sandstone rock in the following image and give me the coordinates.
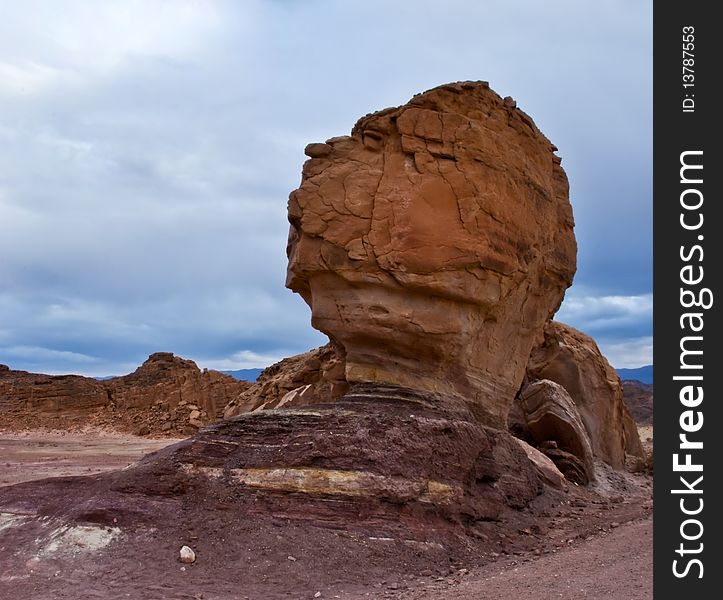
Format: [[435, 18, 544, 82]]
[[517, 379, 595, 483], [166, 385, 543, 526], [286, 81, 576, 428], [0, 367, 108, 416], [105, 353, 247, 421], [512, 438, 567, 490], [526, 321, 644, 465], [0, 353, 249, 435], [0, 85, 587, 556], [223, 343, 348, 417]]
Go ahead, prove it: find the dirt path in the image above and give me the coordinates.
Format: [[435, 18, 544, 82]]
[[0, 430, 178, 486], [392, 517, 652, 599]]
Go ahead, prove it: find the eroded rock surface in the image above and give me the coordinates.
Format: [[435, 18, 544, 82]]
[[0, 354, 249, 435], [223, 342, 347, 418], [517, 379, 595, 484], [526, 321, 644, 466], [105, 352, 246, 421], [0, 365, 108, 418], [286, 81, 576, 427]]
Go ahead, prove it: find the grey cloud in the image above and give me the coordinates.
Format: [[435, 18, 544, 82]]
[[0, 1, 651, 374]]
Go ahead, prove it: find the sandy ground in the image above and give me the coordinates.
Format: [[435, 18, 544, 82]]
[[0, 429, 179, 486]]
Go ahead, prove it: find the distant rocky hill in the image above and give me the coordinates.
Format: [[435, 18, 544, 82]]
[[621, 380, 653, 425], [616, 365, 653, 384], [0, 353, 249, 436]]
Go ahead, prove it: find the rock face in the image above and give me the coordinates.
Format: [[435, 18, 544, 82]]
[[622, 380, 653, 425], [517, 379, 595, 484], [0, 354, 249, 434], [526, 321, 644, 467], [223, 343, 347, 418], [511, 437, 567, 490], [105, 352, 246, 420], [0, 365, 108, 416], [188, 385, 544, 524], [286, 81, 576, 428]]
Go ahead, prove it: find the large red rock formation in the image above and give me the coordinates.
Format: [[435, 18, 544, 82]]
[[0, 84, 580, 550], [526, 321, 644, 467], [286, 81, 576, 428]]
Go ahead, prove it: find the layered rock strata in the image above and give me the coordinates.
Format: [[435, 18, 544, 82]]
[[0, 364, 108, 416], [0, 385, 543, 539]]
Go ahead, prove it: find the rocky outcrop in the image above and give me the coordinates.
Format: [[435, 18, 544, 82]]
[[0, 384, 544, 543], [0, 364, 108, 416], [187, 82, 574, 534], [526, 321, 644, 467], [512, 438, 567, 490], [0, 354, 249, 435], [622, 380, 653, 425], [223, 343, 347, 418], [105, 352, 247, 421], [286, 81, 576, 428], [517, 379, 595, 484]]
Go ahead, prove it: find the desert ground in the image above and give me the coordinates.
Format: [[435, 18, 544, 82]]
[[0, 429, 180, 487], [0, 427, 652, 600]]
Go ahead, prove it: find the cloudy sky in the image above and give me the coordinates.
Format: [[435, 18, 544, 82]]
[[0, 0, 651, 376]]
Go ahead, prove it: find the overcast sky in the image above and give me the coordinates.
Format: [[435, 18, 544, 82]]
[[0, 0, 651, 376]]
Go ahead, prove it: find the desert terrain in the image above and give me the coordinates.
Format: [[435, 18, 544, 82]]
[[0, 82, 653, 599], [0, 426, 651, 599]]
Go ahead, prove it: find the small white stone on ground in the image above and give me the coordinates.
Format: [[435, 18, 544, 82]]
[[180, 545, 196, 563]]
